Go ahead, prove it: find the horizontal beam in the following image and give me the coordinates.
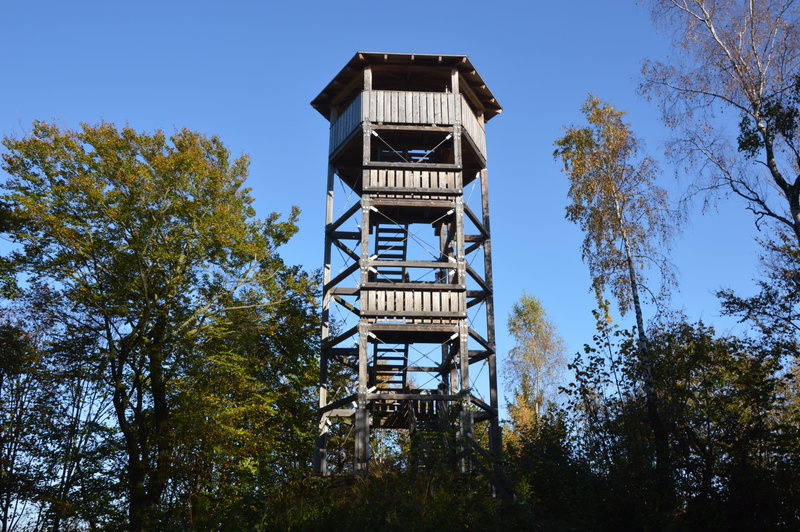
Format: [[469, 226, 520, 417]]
[[361, 310, 466, 318], [371, 198, 454, 209], [367, 393, 459, 401], [362, 185, 461, 196], [330, 286, 359, 296], [369, 259, 456, 269], [330, 231, 360, 240], [361, 282, 464, 291], [371, 124, 453, 133], [364, 161, 462, 171]]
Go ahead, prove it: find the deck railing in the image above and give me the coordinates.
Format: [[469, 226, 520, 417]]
[[329, 90, 487, 161], [361, 288, 465, 318]]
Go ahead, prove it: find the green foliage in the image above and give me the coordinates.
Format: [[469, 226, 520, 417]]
[[1, 121, 318, 529], [505, 294, 566, 444], [258, 471, 529, 532]]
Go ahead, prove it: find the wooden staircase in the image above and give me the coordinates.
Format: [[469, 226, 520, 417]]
[[373, 225, 408, 283], [409, 395, 452, 468]]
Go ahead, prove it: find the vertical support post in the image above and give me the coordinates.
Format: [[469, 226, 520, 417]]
[[355, 320, 370, 471], [458, 321, 473, 472], [355, 195, 371, 472], [315, 103, 339, 474], [480, 166, 502, 460]]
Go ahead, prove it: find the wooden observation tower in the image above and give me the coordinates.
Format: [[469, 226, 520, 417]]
[[312, 52, 502, 474]]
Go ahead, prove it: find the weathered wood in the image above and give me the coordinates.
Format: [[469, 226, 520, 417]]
[[324, 261, 359, 293], [319, 393, 357, 414], [322, 325, 358, 349], [366, 393, 461, 401], [364, 161, 461, 171], [329, 93, 363, 155], [328, 201, 361, 232], [316, 55, 501, 478]]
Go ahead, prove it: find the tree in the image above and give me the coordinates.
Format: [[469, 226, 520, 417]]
[[554, 95, 676, 511], [1, 122, 315, 530], [505, 294, 566, 440], [642, 0, 800, 244]]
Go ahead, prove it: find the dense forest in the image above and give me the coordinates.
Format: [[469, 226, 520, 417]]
[[3, 1, 800, 530]]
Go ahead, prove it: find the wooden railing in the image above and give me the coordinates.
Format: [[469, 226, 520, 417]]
[[363, 169, 459, 193], [328, 90, 487, 160], [361, 288, 465, 318], [460, 94, 486, 159], [329, 92, 362, 154], [365, 90, 456, 126]]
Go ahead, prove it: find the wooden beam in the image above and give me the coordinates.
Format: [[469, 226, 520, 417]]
[[364, 161, 461, 171], [319, 393, 357, 414], [330, 230, 360, 240], [471, 394, 497, 415], [370, 124, 453, 133], [331, 237, 360, 262], [370, 198, 454, 209], [330, 286, 358, 296], [466, 263, 490, 293], [369, 259, 457, 269], [366, 393, 460, 401], [322, 325, 358, 349], [362, 185, 461, 196], [361, 282, 464, 291], [463, 203, 489, 238], [328, 201, 361, 232], [468, 328, 493, 352], [324, 261, 359, 292], [332, 295, 360, 316]]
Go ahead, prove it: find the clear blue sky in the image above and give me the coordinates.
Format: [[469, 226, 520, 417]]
[[1, 1, 764, 392]]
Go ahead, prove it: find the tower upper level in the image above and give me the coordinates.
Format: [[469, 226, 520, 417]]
[[311, 52, 502, 190]]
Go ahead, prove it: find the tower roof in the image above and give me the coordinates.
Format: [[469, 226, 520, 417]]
[[311, 52, 502, 122]]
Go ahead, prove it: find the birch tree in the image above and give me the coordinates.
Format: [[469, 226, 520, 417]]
[[643, 0, 800, 244], [505, 294, 566, 439], [554, 95, 676, 510]]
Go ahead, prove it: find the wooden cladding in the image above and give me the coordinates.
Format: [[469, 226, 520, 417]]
[[330, 92, 362, 154], [460, 94, 486, 159], [361, 288, 465, 318], [366, 90, 455, 126], [328, 90, 487, 161], [364, 169, 459, 193]]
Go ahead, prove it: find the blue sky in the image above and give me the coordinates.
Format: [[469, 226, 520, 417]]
[[1, 1, 764, 391]]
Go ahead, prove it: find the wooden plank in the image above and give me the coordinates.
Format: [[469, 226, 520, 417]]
[[413, 290, 422, 312], [376, 91, 384, 122], [369, 260, 457, 269], [364, 161, 462, 170], [405, 92, 413, 123], [412, 91, 420, 123]]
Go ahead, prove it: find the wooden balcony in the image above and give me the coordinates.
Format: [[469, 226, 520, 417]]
[[329, 90, 486, 162], [363, 168, 460, 196], [361, 286, 465, 319]]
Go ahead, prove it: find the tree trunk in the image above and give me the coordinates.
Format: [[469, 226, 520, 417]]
[[616, 197, 674, 513]]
